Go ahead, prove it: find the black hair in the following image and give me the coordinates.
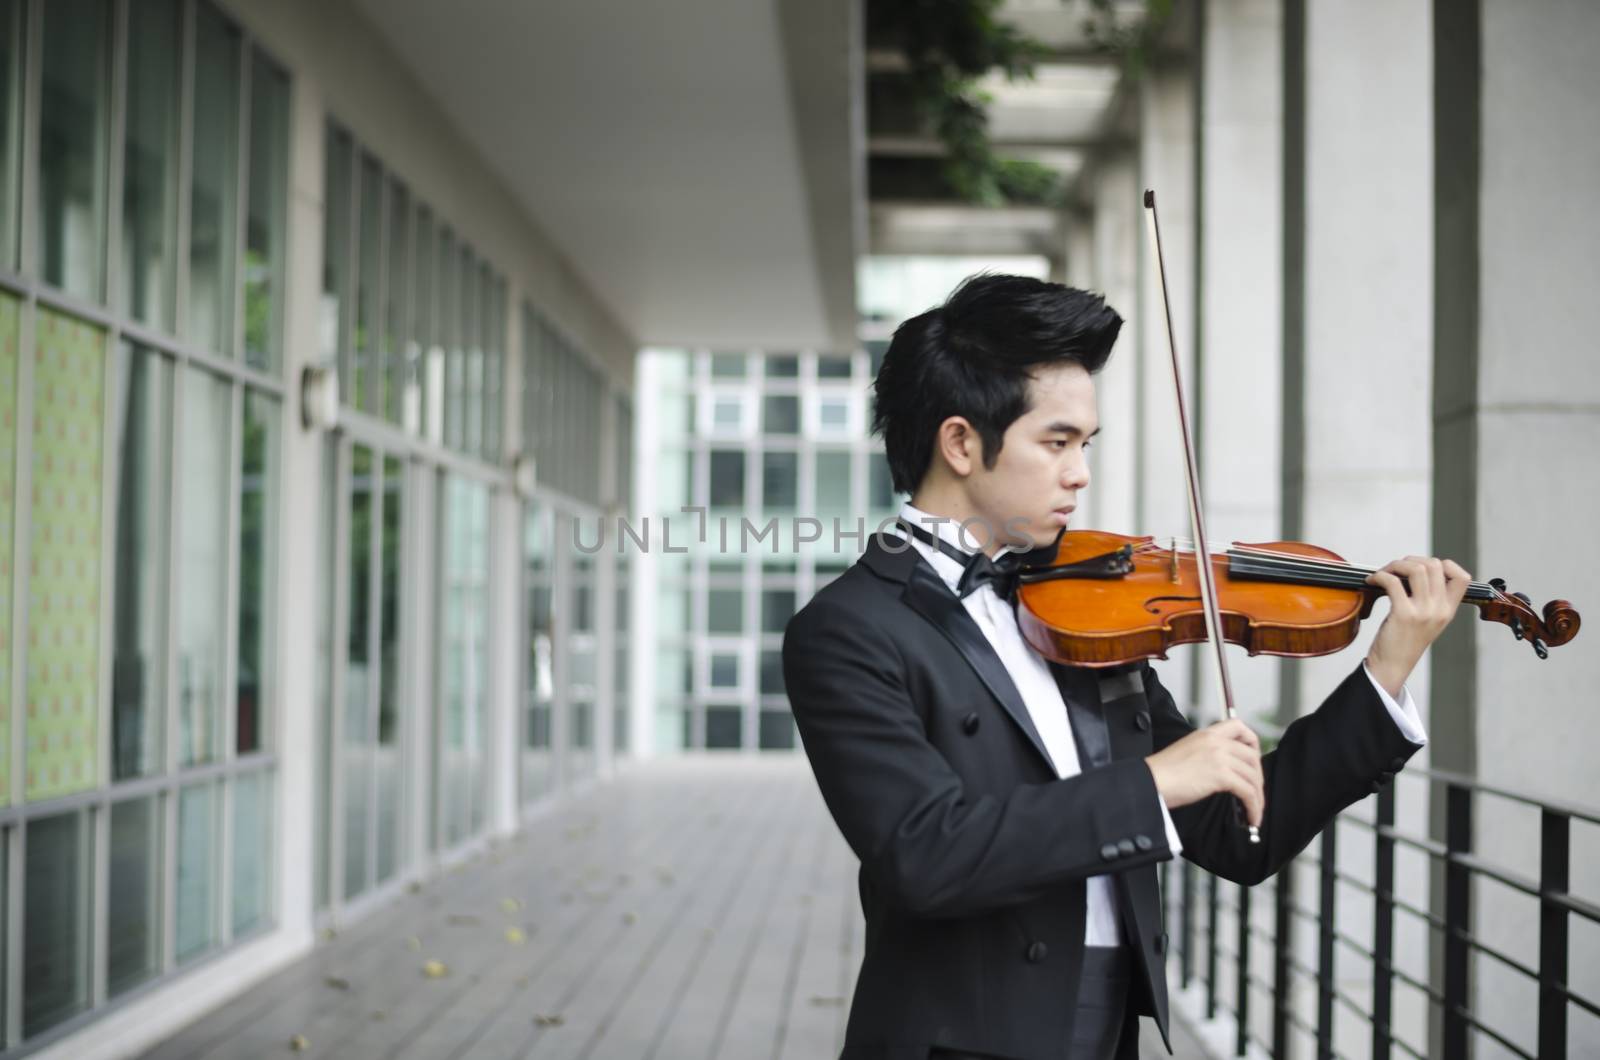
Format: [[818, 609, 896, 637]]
[[870, 273, 1123, 494]]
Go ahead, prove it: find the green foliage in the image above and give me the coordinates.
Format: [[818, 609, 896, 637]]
[[871, 0, 1172, 207], [872, 0, 1059, 207]]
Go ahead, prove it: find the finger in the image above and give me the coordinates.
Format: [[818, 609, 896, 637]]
[[1366, 569, 1415, 615], [1215, 718, 1260, 751], [1226, 761, 1265, 828], [1425, 557, 1446, 604], [1442, 558, 1472, 604]]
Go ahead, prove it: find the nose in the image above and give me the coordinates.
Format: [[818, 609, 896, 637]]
[[1063, 449, 1090, 492]]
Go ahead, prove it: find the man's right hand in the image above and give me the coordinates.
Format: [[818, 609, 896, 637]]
[[1145, 719, 1265, 828]]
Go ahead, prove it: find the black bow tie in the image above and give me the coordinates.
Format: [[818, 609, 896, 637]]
[[896, 520, 1024, 601]]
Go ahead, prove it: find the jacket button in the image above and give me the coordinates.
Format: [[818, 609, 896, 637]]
[[1100, 843, 1119, 862], [961, 712, 980, 735], [1134, 710, 1151, 732], [1135, 834, 1153, 852], [1155, 932, 1169, 955], [1117, 838, 1136, 857], [1026, 941, 1047, 963]]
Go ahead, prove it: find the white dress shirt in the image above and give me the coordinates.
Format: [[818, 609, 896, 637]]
[[892, 502, 1427, 946]]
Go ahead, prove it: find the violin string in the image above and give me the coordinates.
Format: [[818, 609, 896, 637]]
[[1124, 539, 1502, 598]]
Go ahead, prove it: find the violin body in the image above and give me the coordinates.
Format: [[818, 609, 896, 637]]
[[1014, 530, 1580, 669]]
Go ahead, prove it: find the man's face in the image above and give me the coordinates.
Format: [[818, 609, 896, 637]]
[[964, 362, 1098, 551]]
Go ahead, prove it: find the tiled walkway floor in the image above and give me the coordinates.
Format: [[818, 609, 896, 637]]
[[139, 756, 1207, 1059]]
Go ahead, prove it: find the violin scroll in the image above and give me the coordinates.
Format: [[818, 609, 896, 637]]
[[1478, 577, 1581, 659]]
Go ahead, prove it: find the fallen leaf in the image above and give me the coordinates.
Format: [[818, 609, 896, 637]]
[[622, 913, 637, 925], [371, 1010, 386, 1021], [533, 1014, 565, 1028], [809, 996, 847, 1008], [323, 976, 350, 991], [405, 936, 422, 951], [423, 960, 449, 978], [447, 914, 481, 926], [289, 1034, 310, 1051], [501, 898, 522, 914], [505, 927, 526, 944]]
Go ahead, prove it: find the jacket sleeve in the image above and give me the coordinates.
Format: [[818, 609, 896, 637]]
[[783, 597, 1174, 919], [1145, 660, 1423, 886]]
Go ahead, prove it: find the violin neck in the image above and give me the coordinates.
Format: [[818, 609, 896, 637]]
[[1226, 548, 1497, 603]]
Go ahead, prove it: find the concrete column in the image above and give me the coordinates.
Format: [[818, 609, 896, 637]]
[[1086, 152, 1140, 540], [1435, 1, 1600, 1054], [1195, 0, 1282, 724], [1137, 54, 1199, 712], [1293, 2, 1434, 1054], [275, 68, 329, 948]]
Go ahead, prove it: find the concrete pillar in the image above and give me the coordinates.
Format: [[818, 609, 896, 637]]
[[1085, 152, 1140, 540], [1435, 1, 1600, 1054], [1137, 53, 1200, 712], [1195, 0, 1282, 724], [275, 68, 328, 949], [1291, 2, 1434, 1055]]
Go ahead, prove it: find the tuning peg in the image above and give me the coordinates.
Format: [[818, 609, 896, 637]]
[[1490, 577, 1507, 592], [1533, 638, 1549, 660]]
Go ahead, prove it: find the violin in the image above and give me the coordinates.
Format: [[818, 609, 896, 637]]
[[1011, 530, 1581, 669], [1041, 191, 1582, 841]]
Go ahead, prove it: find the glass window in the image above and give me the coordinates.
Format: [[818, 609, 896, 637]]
[[113, 342, 172, 781], [817, 354, 852, 378], [176, 366, 232, 767], [709, 396, 743, 435], [709, 450, 744, 508], [28, 309, 105, 801], [867, 340, 890, 378], [761, 590, 795, 634], [176, 782, 218, 962], [762, 394, 799, 435], [353, 155, 381, 411], [765, 353, 798, 378], [438, 474, 489, 848], [706, 706, 741, 749], [709, 653, 739, 689], [39, 0, 109, 302], [380, 182, 408, 423], [710, 352, 745, 378], [108, 796, 161, 996], [187, 4, 241, 352], [760, 649, 785, 695], [818, 397, 851, 434], [871, 456, 899, 511], [0, 291, 15, 803], [759, 711, 796, 750], [0, 1, 22, 271], [237, 393, 278, 755], [232, 770, 271, 936], [523, 505, 555, 803], [707, 588, 743, 635], [343, 444, 372, 895], [243, 53, 289, 372], [762, 451, 797, 511], [121, 0, 180, 329], [815, 451, 852, 514], [376, 456, 402, 882], [321, 126, 352, 365], [24, 811, 89, 1036]]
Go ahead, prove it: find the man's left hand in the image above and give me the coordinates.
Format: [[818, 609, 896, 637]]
[[1365, 555, 1472, 698]]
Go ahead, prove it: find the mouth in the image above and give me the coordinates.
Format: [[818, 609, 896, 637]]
[[1049, 506, 1075, 527]]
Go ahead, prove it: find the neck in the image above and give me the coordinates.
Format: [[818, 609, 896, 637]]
[[906, 487, 1006, 557]]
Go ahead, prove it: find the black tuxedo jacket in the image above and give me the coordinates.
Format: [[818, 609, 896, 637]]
[[782, 534, 1421, 1060]]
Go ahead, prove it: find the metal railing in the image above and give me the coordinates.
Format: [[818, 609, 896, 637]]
[[1165, 760, 1600, 1059]]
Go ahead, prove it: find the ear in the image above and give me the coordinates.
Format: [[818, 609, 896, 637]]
[[935, 416, 982, 478]]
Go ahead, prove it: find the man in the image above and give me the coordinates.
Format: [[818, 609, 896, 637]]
[[781, 274, 1468, 1060]]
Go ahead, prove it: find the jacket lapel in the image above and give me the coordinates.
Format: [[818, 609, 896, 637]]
[[900, 559, 1056, 772], [1050, 662, 1113, 770]]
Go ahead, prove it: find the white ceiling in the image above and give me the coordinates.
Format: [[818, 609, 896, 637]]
[[351, 0, 861, 352]]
